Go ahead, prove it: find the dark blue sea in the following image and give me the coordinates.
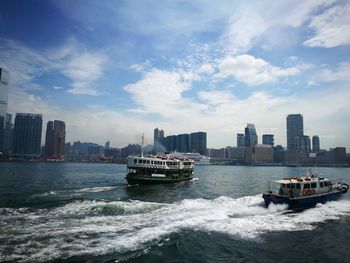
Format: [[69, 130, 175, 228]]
[[0, 162, 350, 262]]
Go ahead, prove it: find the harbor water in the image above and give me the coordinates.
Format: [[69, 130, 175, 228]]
[[0, 162, 350, 262]]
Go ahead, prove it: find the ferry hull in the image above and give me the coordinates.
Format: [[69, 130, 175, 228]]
[[125, 175, 193, 185], [262, 190, 347, 210]]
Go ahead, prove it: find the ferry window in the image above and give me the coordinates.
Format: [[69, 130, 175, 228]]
[[134, 159, 137, 164], [304, 184, 310, 189], [311, 183, 317, 188], [296, 184, 300, 189], [320, 182, 324, 187]]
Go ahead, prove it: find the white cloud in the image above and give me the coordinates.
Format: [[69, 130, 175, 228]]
[[221, 0, 334, 53], [0, 38, 108, 97], [216, 55, 300, 85], [196, 64, 215, 75], [304, 3, 350, 48], [123, 69, 206, 118]]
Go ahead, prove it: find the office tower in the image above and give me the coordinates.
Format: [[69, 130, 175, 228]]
[[12, 113, 43, 159], [190, 132, 207, 155], [3, 113, 13, 152], [44, 120, 65, 159], [237, 133, 245, 147], [44, 121, 54, 157], [262, 134, 274, 146], [0, 68, 9, 126], [176, 133, 190, 153], [244, 123, 258, 147], [312, 135, 320, 153], [286, 114, 303, 150], [295, 135, 311, 154], [154, 128, 165, 153], [165, 135, 177, 152]]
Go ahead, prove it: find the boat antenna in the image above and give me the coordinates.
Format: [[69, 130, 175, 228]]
[[141, 133, 144, 158]]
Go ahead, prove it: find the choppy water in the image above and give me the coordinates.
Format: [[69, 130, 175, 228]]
[[0, 163, 349, 262]]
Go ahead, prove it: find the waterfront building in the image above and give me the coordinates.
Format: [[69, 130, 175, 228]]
[[244, 123, 258, 147], [296, 135, 311, 154], [208, 148, 226, 159], [237, 133, 245, 147], [312, 135, 320, 152], [176, 133, 190, 153], [245, 145, 273, 164], [165, 135, 177, 152], [262, 134, 274, 146], [44, 120, 66, 159], [88, 146, 101, 161], [12, 113, 43, 159], [105, 141, 110, 150], [286, 114, 303, 150], [0, 68, 9, 126], [153, 128, 165, 153], [190, 132, 207, 155], [226, 146, 245, 160]]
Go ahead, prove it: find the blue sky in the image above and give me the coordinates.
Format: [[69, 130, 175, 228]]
[[0, 0, 349, 149]]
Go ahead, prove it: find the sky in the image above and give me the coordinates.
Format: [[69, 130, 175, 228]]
[[0, 0, 349, 149]]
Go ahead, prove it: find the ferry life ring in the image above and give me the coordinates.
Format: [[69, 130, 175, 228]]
[[288, 190, 293, 196], [302, 189, 307, 196], [306, 189, 312, 195]]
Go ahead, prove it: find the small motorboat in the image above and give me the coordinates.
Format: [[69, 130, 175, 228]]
[[262, 170, 349, 210]]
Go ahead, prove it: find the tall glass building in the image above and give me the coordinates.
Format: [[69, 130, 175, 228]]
[[312, 135, 320, 152], [244, 123, 258, 147], [190, 132, 207, 155], [12, 113, 43, 159], [262, 134, 274, 146], [286, 114, 304, 150], [0, 68, 10, 126], [44, 120, 66, 159], [237, 133, 245, 147]]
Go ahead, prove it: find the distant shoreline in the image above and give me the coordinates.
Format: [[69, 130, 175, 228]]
[[0, 159, 349, 168]]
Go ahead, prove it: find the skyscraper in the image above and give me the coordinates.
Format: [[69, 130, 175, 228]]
[[165, 135, 177, 152], [153, 128, 165, 153], [262, 134, 274, 146], [190, 132, 207, 155], [286, 114, 303, 150], [295, 135, 311, 153], [237, 133, 245, 147], [0, 68, 9, 125], [176, 133, 190, 153], [312, 135, 320, 153], [44, 120, 66, 159], [12, 113, 43, 159], [244, 123, 258, 147]]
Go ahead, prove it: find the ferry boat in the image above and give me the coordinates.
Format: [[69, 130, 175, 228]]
[[125, 155, 194, 185], [262, 171, 349, 210]]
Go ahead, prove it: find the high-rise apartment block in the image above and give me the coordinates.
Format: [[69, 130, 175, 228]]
[[12, 113, 43, 159], [296, 135, 311, 154], [262, 134, 274, 146], [286, 114, 303, 150], [44, 120, 66, 159], [153, 128, 165, 153], [237, 133, 245, 147], [244, 123, 258, 147], [312, 135, 320, 152], [190, 132, 207, 155], [177, 133, 190, 153]]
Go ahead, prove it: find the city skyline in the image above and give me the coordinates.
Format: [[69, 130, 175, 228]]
[[0, 1, 349, 149]]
